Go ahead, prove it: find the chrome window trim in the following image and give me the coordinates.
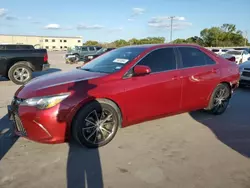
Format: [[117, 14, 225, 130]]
[[123, 46, 217, 79], [123, 46, 179, 79]]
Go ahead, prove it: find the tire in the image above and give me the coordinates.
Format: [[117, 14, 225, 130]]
[[73, 54, 80, 62], [239, 83, 245, 88], [72, 99, 121, 148], [8, 62, 32, 85], [205, 84, 231, 115]]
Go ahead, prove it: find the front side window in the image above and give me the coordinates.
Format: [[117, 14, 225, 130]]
[[88, 47, 95, 51], [137, 48, 177, 72], [81, 47, 146, 73], [243, 51, 248, 55], [178, 47, 208, 68]]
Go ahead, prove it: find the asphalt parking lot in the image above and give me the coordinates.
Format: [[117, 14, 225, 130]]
[[0, 51, 250, 188]]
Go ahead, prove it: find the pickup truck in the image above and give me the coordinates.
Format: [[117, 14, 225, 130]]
[[0, 45, 50, 85], [65, 45, 102, 61]]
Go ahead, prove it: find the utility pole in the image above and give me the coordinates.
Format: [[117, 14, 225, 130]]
[[169, 16, 175, 43], [245, 30, 248, 46]]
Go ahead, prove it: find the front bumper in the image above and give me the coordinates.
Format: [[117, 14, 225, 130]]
[[240, 71, 250, 85], [42, 63, 50, 71], [7, 101, 69, 144]]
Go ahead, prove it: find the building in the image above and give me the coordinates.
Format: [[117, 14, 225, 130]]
[[0, 34, 83, 50]]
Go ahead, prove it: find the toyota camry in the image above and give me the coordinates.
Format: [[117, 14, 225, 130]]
[[8, 44, 240, 148]]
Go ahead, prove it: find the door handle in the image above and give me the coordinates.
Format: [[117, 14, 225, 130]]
[[171, 76, 179, 80], [212, 68, 219, 73]]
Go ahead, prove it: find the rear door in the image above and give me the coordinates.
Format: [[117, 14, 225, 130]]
[[122, 47, 182, 123], [177, 47, 220, 111], [80, 46, 88, 57]]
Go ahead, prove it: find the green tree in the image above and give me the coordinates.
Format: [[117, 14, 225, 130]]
[[200, 24, 246, 47], [84, 40, 99, 46], [172, 38, 187, 44], [113, 39, 128, 47]]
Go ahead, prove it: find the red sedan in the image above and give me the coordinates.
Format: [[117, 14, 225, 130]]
[[8, 44, 240, 148]]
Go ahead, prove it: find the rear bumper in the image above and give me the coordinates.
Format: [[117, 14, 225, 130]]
[[240, 75, 250, 85], [42, 63, 50, 71]]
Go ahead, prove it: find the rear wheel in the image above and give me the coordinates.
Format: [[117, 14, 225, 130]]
[[8, 62, 32, 85], [72, 99, 121, 148], [205, 84, 231, 115]]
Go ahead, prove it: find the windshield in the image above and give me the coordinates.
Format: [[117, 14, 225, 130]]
[[81, 47, 146, 73], [97, 48, 107, 53], [226, 50, 242, 55]]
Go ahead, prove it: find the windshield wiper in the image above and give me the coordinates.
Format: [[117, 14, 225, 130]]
[[81, 68, 92, 71]]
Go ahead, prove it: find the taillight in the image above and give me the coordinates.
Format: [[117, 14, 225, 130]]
[[228, 56, 236, 62], [44, 53, 48, 62]]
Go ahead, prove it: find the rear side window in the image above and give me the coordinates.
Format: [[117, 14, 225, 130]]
[[212, 49, 219, 52], [5, 45, 17, 50], [88, 47, 95, 51], [137, 48, 177, 72], [178, 47, 215, 68]]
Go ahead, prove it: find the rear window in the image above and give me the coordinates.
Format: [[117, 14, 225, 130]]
[[0, 45, 6, 50], [4, 45, 34, 50]]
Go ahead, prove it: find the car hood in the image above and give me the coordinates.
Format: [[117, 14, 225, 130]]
[[15, 69, 107, 99], [240, 61, 250, 68]]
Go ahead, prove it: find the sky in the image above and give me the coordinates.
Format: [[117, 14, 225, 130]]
[[0, 0, 249, 43]]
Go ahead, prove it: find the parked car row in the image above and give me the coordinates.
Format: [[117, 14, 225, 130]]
[[0, 44, 50, 85], [65, 45, 116, 63], [209, 47, 250, 64]]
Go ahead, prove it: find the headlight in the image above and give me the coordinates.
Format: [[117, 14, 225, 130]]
[[20, 93, 70, 109]]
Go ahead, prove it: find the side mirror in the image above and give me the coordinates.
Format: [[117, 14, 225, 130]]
[[248, 57, 250, 61], [133, 65, 151, 76]]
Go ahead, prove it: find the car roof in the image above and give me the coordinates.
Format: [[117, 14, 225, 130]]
[[228, 49, 244, 52], [120, 43, 202, 50]]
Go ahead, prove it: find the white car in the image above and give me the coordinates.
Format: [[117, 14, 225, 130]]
[[239, 60, 250, 87], [225, 50, 250, 64]]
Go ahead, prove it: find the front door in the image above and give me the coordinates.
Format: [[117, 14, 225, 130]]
[[122, 47, 182, 123], [177, 47, 221, 111]]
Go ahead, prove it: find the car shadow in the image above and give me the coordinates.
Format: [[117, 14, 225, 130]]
[[189, 88, 250, 158], [0, 114, 18, 160], [67, 140, 103, 188], [56, 80, 104, 188]]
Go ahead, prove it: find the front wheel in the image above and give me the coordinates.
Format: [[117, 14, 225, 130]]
[[72, 99, 121, 148], [74, 54, 80, 62], [205, 84, 231, 115]]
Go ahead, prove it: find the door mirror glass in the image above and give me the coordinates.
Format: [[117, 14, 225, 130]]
[[133, 65, 151, 76]]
